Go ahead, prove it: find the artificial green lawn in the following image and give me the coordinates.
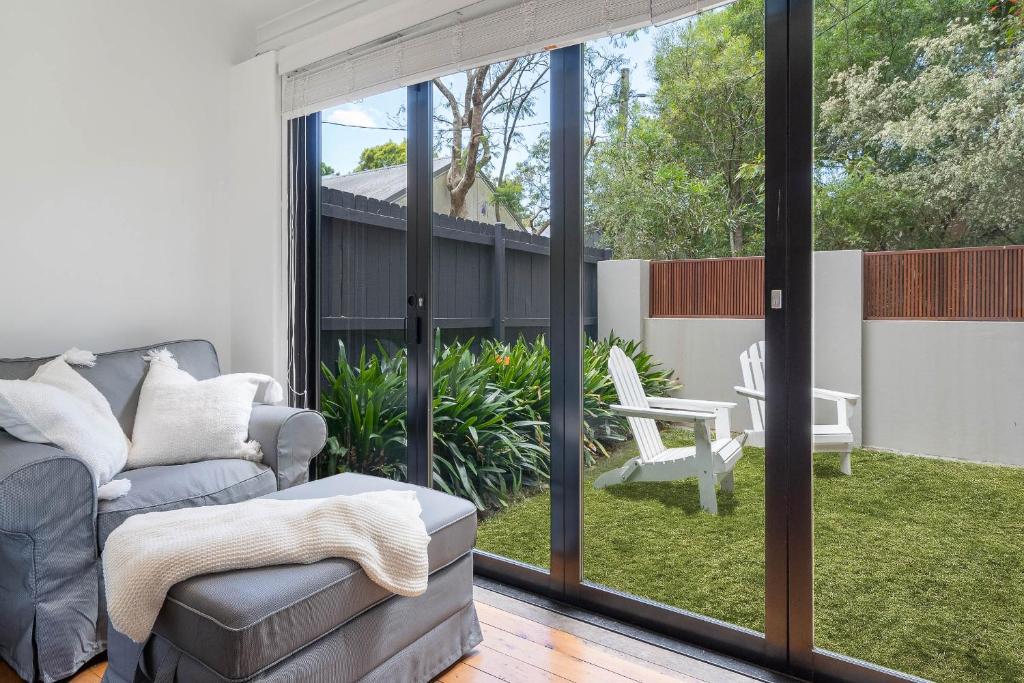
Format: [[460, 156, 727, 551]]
[[476, 429, 1024, 683]]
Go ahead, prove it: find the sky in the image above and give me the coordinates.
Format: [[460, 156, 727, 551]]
[[320, 26, 670, 177]]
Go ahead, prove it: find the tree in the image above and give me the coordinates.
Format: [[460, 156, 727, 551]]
[[354, 140, 406, 171], [486, 54, 549, 224], [588, 117, 733, 259], [433, 61, 528, 218], [814, 0, 983, 93], [485, 43, 634, 235], [320, 161, 336, 176], [818, 19, 1024, 248], [584, 42, 631, 160], [503, 134, 551, 235], [652, 9, 765, 255], [582, 0, 990, 257]]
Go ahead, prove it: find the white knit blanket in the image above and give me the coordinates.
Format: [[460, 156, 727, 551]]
[[102, 491, 431, 643]]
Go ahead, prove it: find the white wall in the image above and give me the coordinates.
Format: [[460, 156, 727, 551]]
[[226, 52, 286, 380], [812, 250, 863, 441], [863, 321, 1024, 465], [611, 252, 864, 438], [0, 2, 260, 368], [597, 259, 650, 343], [644, 317, 765, 432], [600, 253, 1024, 464]]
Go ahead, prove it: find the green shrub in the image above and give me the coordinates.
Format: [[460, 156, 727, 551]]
[[319, 343, 407, 480], [319, 333, 676, 511], [430, 337, 550, 510]]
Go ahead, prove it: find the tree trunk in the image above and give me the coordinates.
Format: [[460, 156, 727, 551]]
[[727, 177, 744, 255], [450, 184, 468, 217], [729, 221, 744, 256]]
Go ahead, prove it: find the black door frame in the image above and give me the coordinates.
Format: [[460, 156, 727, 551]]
[[548, 43, 585, 602], [302, 1, 924, 678], [764, 0, 813, 675], [405, 82, 434, 489], [479, 39, 768, 669]]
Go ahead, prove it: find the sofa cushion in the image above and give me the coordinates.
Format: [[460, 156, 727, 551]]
[[97, 459, 276, 549], [150, 473, 477, 681], [0, 340, 220, 437]]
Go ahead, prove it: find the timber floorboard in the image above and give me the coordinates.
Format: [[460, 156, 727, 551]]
[[1, 588, 765, 682]]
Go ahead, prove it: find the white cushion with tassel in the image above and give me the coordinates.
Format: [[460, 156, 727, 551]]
[[0, 348, 131, 500], [127, 349, 282, 469]]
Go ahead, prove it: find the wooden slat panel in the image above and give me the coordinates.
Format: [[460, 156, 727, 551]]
[[864, 245, 1024, 321], [649, 256, 764, 318], [650, 247, 1024, 321]]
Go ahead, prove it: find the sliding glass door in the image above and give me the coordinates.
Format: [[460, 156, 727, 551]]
[[577, 8, 767, 638], [810, 4, 1024, 681], [316, 88, 411, 482], [302, 0, 1001, 679], [430, 52, 554, 571]]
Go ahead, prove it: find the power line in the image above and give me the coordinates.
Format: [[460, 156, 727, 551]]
[[323, 119, 552, 131], [322, 120, 405, 131]]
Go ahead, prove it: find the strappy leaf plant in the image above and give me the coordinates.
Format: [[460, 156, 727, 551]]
[[319, 334, 676, 511]]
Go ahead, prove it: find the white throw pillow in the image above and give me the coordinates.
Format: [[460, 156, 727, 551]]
[[127, 349, 273, 469], [0, 349, 131, 500]]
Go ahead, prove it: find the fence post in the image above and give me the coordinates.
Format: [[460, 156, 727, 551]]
[[493, 223, 506, 340]]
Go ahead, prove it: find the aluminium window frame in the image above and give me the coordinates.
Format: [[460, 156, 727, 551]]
[[298, 1, 928, 678]]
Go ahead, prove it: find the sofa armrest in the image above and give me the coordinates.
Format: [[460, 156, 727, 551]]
[[248, 405, 327, 490], [0, 431, 101, 682], [0, 431, 98, 532]]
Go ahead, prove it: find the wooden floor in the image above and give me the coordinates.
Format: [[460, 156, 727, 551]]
[[1, 587, 763, 683]]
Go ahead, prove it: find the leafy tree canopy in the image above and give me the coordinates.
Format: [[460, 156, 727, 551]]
[[818, 19, 1024, 248], [588, 117, 734, 259], [354, 140, 407, 171], [586, 0, 1015, 258], [320, 161, 335, 176]]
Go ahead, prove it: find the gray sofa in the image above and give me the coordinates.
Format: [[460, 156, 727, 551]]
[[0, 340, 327, 683]]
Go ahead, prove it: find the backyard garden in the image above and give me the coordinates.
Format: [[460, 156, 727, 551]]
[[319, 335, 1024, 683]]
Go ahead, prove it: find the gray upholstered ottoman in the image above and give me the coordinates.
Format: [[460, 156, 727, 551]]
[[103, 473, 482, 682]]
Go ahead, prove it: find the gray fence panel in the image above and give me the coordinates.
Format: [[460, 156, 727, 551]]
[[320, 189, 608, 356]]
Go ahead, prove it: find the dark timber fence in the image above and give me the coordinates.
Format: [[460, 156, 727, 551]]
[[320, 188, 610, 358], [649, 246, 1024, 321]]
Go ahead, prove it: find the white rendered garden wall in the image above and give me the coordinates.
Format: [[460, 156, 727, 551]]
[[599, 251, 1024, 465]]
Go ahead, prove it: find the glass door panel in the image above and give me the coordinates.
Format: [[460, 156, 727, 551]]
[[316, 89, 410, 481], [581, 3, 767, 631], [811, 5, 1024, 680], [430, 54, 553, 569]]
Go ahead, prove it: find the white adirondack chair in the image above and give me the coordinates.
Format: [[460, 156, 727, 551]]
[[734, 341, 860, 475], [594, 346, 746, 515]]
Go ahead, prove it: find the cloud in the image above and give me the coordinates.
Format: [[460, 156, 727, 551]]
[[324, 107, 377, 128]]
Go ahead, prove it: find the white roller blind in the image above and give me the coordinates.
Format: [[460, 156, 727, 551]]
[[281, 0, 725, 118], [650, 0, 735, 25]]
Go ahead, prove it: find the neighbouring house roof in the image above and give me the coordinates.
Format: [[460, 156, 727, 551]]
[[322, 158, 450, 203], [322, 158, 526, 230]]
